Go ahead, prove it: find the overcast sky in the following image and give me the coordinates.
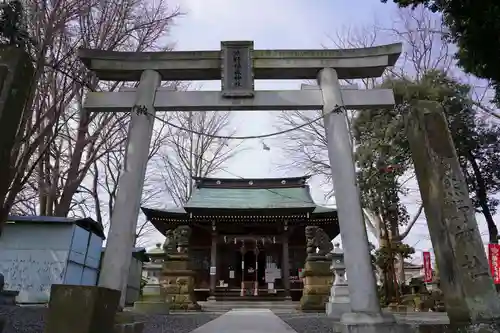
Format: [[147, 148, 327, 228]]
[[143, 0, 493, 264]]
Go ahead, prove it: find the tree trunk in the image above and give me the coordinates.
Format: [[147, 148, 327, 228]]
[[0, 205, 8, 236], [468, 151, 498, 244]]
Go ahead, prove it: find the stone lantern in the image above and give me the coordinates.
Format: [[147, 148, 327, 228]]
[[326, 243, 351, 319]]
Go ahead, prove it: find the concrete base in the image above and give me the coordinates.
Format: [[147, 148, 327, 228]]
[[132, 301, 170, 314], [326, 302, 350, 320], [334, 312, 411, 333]]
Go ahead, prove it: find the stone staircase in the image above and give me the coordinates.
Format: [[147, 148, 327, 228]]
[[199, 300, 299, 313], [212, 289, 286, 301]]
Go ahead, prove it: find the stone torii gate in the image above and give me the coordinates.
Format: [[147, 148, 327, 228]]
[[79, 41, 403, 330], [78, 40, 500, 331], [80, 40, 401, 326]]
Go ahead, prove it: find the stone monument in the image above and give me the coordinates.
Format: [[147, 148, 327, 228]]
[[406, 100, 500, 326], [300, 226, 334, 311], [160, 225, 201, 311], [326, 243, 351, 319]]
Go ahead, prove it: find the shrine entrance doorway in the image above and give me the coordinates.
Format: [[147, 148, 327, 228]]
[[235, 242, 266, 296], [236, 248, 266, 284]]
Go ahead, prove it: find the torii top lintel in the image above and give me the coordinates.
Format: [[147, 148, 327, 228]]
[[78, 41, 402, 82]]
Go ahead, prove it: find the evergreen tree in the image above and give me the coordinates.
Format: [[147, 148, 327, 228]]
[[353, 70, 500, 302]]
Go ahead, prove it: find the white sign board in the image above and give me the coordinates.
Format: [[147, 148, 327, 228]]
[[265, 268, 281, 283], [210, 266, 216, 276]]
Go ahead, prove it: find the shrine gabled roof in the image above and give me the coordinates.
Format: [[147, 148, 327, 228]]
[[141, 204, 337, 220], [183, 176, 316, 210]]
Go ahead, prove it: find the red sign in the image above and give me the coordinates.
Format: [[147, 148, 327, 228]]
[[423, 251, 432, 283], [488, 244, 500, 284]]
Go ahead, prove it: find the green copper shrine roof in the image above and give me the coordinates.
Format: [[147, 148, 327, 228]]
[[183, 176, 316, 210]]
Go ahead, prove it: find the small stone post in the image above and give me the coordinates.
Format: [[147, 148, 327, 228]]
[[326, 243, 351, 319], [406, 101, 500, 324], [44, 285, 120, 333]]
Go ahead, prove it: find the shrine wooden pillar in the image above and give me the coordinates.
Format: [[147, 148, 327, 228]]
[[240, 242, 246, 296], [254, 240, 259, 296], [209, 222, 217, 300], [282, 223, 291, 299]]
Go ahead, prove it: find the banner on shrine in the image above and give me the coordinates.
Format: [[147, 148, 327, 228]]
[[488, 244, 500, 284], [423, 251, 432, 283]]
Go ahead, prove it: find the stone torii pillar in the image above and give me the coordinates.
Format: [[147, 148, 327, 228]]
[[101, 70, 160, 307], [318, 68, 399, 330]]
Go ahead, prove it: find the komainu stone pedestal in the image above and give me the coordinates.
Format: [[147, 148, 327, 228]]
[[300, 259, 333, 311], [161, 253, 201, 311], [43, 285, 120, 333]]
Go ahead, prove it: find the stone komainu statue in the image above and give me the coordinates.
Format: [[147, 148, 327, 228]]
[[305, 226, 333, 258], [174, 225, 191, 253], [162, 229, 177, 254], [163, 226, 192, 254]]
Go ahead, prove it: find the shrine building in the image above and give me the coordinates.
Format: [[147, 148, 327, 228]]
[[141, 176, 339, 301]]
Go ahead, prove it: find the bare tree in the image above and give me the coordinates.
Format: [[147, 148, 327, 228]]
[[76, 111, 175, 245], [0, 0, 183, 234], [0, 0, 93, 233], [155, 111, 240, 206], [277, 24, 385, 196], [276, 7, 452, 286], [75, 106, 239, 246], [378, 6, 453, 80]]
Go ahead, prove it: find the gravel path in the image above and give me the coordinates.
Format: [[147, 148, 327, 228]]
[[1, 305, 46, 333], [276, 313, 335, 333], [0, 306, 221, 333], [128, 312, 221, 333]]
